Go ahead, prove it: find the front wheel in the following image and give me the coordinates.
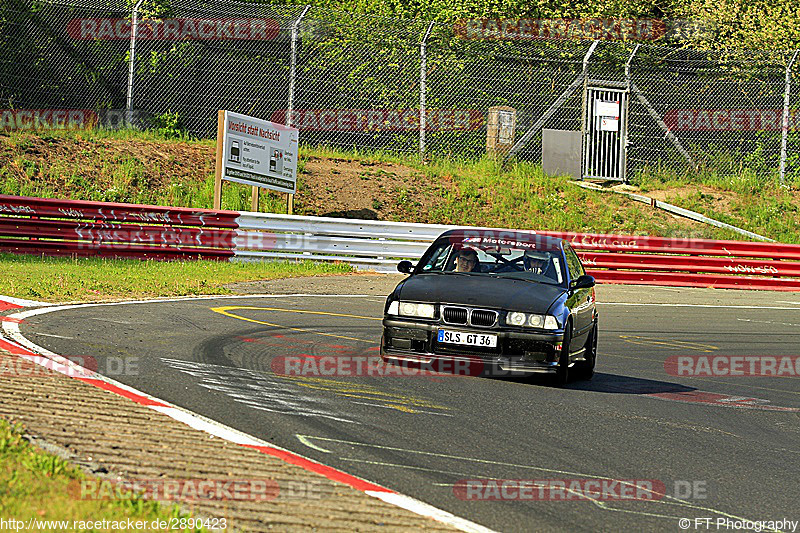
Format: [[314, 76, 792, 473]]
[[554, 326, 572, 387], [575, 320, 597, 380]]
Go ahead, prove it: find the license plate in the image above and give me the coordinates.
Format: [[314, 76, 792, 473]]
[[437, 329, 497, 347]]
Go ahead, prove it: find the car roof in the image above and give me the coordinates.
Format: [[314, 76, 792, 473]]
[[436, 229, 565, 252]]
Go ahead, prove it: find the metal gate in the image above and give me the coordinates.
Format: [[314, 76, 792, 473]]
[[583, 86, 628, 181]]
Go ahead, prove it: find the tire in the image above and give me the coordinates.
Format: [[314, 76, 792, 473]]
[[554, 326, 572, 387], [575, 320, 597, 380]]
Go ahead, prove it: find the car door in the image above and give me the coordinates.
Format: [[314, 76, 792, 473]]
[[563, 243, 593, 347]]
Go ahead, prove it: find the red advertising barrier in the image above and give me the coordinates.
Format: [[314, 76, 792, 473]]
[[0, 195, 238, 261], [539, 232, 800, 291], [587, 270, 800, 291], [1, 195, 799, 290]]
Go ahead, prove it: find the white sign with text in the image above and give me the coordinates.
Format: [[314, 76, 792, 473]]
[[222, 111, 299, 194]]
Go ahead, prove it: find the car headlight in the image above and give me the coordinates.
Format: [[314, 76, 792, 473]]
[[506, 312, 560, 330], [507, 312, 527, 326], [387, 301, 435, 319]]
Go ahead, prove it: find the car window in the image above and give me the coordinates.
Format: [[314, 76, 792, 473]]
[[417, 237, 566, 285], [563, 243, 585, 281]]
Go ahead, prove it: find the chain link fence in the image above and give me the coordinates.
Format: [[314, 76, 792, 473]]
[[2, 0, 799, 184]]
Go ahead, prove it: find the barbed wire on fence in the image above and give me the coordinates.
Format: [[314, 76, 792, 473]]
[[1, 0, 799, 184]]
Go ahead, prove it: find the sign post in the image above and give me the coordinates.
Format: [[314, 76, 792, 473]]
[[214, 110, 299, 213], [214, 110, 225, 210]]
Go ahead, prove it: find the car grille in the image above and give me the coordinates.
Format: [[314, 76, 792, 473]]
[[441, 306, 497, 328], [442, 306, 468, 325], [471, 309, 497, 327]]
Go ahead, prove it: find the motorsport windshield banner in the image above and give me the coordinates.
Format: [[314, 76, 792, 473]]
[[221, 111, 299, 194]]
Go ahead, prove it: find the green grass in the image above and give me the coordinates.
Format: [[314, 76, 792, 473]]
[[0, 129, 287, 213], [0, 254, 351, 302], [0, 418, 206, 532], [2, 128, 798, 242], [269, 143, 800, 242], [630, 165, 800, 243]]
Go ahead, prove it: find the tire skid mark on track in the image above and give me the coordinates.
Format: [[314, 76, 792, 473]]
[[2, 298, 494, 533], [211, 306, 373, 342], [4, 290, 797, 532], [162, 357, 358, 424], [618, 335, 718, 352], [295, 434, 782, 530], [161, 357, 451, 419]]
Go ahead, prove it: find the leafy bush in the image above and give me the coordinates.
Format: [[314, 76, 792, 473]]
[[149, 111, 183, 139]]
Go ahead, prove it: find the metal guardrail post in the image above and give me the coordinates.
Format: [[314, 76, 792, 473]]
[[780, 50, 799, 188], [419, 22, 435, 160], [286, 5, 311, 128], [126, 0, 145, 127]]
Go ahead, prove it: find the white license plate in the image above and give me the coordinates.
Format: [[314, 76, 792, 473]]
[[437, 329, 497, 347]]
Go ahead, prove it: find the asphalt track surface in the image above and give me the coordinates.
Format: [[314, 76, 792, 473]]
[[16, 285, 800, 532]]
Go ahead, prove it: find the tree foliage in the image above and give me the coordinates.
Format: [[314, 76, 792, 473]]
[[266, 0, 800, 50]]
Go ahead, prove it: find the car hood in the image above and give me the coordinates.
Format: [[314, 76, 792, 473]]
[[397, 273, 566, 313]]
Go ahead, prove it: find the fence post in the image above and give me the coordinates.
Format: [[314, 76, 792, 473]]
[[286, 5, 311, 128], [780, 50, 799, 188], [621, 44, 640, 182], [419, 22, 435, 160], [126, 0, 145, 126]]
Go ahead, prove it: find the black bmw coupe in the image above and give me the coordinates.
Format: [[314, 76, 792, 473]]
[[380, 229, 598, 384]]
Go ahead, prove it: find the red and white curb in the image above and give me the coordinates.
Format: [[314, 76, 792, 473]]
[[0, 297, 495, 533], [0, 295, 50, 311]]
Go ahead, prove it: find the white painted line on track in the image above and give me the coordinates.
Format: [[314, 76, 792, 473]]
[[737, 318, 800, 327], [1, 299, 496, 533], [33, 332, 75, 339], [600, 302, 800, 310], [296, 434, 778, 528]]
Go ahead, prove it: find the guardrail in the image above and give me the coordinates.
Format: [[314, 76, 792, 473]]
[[0, 195, 237, 260], [2, 195, 799, 291], [234, 212, 800, 291]]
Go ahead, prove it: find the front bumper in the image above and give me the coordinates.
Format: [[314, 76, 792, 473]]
[[381, 317, 564, 375]]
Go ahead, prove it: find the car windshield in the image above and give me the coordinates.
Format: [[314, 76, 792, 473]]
[[418, 237, 566, 285]]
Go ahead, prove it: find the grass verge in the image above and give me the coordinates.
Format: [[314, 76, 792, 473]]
[[0, 418, 205, 532], [0, 253, 352, 302], [2, 129, 799, 242]]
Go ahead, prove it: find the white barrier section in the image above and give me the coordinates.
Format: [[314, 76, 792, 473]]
[[233, 212, 522, 271]]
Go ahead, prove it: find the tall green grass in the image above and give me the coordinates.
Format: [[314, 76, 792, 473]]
[[2, 129, 797, 242]]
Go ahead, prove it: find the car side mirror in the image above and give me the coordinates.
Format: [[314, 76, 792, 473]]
[[397, 260, 414, 274], [570, 275, 595, 290]]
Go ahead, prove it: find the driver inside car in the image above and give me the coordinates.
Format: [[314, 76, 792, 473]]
[[454, 248, 481, 272], [524, 251, 550, 275]]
